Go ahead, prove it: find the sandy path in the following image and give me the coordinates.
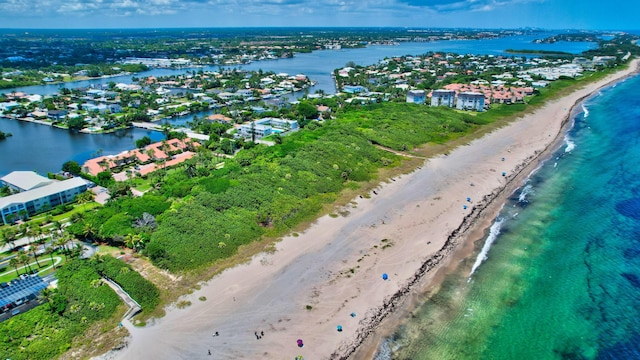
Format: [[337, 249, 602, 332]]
[[103, 59, 639, 360]]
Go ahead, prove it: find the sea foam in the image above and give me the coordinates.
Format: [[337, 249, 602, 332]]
[[468, 217, 505, 279], [582, 104, 589, 118], [518, 184, 534, 203], [564, 134, 576, 153]]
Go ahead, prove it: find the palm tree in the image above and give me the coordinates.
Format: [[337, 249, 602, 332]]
[[146, 148, 156, 162], [18, 251, 32, 274], [71, 243, 83, 258], [55, 233, 71, 257], [70, 212, 84, 223], [45, 247, 57, 269], [76, 191, 94, 211], [124, 233, 144, 252], [81, 222, 97, 242], [51, 220, 62, 232], [1, 228, 18, 250], [38, 287, 55, 305], [30, 244, 41, 268], [26, 225, 39, 246], [9, 257, 20, 277]]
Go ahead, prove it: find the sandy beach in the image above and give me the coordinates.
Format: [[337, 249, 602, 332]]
[[103, 59, 639, 360]]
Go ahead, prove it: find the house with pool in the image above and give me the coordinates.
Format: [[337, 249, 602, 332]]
[[239, 118, 298, 140]]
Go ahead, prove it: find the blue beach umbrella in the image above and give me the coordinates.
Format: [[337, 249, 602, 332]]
[[382, 273, 388, 280]]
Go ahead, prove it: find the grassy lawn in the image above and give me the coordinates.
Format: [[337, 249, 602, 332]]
[[0, 254, 65, 283], [97, 245, 125, 257], [26, 201, 101, 226]]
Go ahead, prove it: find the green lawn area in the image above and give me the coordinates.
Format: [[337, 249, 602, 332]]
[[0, 254, 65, 283], [28, 202, 101, 226], [97, 245, 124, 256]]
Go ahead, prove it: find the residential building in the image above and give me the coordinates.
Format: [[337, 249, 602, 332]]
[[457, 92, 485, 111], [0, 177, 88, 224], [1, 171, 53, 193], [207, 114, 232, 123], [81, 138, 198, 176], [0, 102, 21, 112], [406, 90, 426, 104], [239, 118, 299, 140], [47, 110, 67, 121], [430, 89, 455, 107], [342, 85, 367, 94], [239, 122, 272, 139]]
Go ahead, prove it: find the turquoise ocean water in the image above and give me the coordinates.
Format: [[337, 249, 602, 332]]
[[375, 73, 640, 359]]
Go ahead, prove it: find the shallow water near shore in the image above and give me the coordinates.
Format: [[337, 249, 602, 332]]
[[376, 74, 640, 359]]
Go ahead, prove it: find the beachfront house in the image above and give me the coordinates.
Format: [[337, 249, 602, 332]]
[[406, 90, 426, 104], [430, 89, 455, 108], [456, 92, 485, 112], [0, 176, 88, 224]]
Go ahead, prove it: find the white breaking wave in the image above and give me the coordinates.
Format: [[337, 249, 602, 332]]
[[564, 134, 576, 153], [468, 217, 505, 279], [518, 184, 534, 202], [582, 104, 589, 118]]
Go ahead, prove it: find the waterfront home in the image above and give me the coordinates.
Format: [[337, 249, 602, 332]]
[[81, 138, 198, 176], [0, 176, 88, 224], [456, 92, 485, 112], [207, 114, 232, 123], [47, 110, 67, 121], [29, 110, 48, 119], [406, 90, 426, 104], [0, 102, 20, 112], [342, 85, 367, 94], [430, 89, 455, 107]]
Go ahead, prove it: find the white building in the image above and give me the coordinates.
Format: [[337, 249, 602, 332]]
[[239, 118, 299, 140], [0, 177, 88, 224], [1, 171, 53, 193], [456, 92, 485, 112], [406, 90, 426, 104], [431, 89, 455, 107]]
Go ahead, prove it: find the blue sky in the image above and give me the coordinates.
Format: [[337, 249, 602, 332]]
[[0, 0, 635, 30]]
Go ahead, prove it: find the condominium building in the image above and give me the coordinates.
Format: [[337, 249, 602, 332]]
[[0, 176, 88, 224]]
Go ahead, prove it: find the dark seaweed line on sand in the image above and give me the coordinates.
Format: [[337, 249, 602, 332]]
[[327, 74, 634, 359], [329, 156, 536, 360]]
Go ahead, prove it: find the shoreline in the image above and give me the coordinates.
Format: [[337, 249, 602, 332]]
[[101, 59, 639, 360], [350, 59, 640, 359]]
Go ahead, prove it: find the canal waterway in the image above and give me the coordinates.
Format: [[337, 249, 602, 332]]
[[0, 33, 596, 176]]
